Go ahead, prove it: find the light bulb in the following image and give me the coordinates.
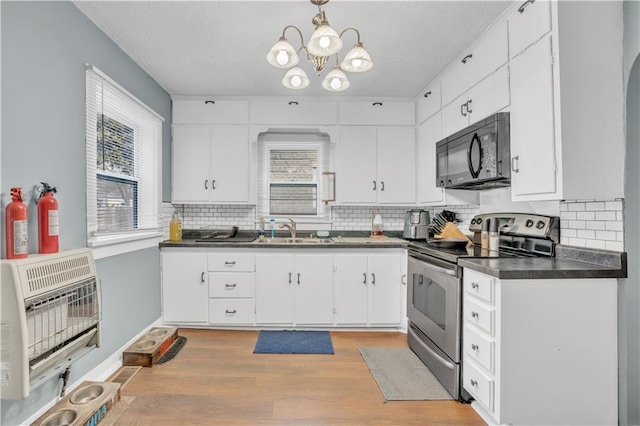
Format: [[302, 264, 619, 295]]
[[276, 50, 289, 66], [290, 75, 302, 88], [352, 58, 363, 68], [319, 36, 330, 49], [330, 77, 341, 90]]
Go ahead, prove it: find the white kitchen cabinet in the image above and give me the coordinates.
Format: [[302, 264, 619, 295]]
[[250, 100, 337, 125], [416, 80, 442, 124], [207, 251, 255, 326], [441, 65, 510, 138], [161, 251, 208, 324], [337, 126, 416, 205], [507, 2, 624, 201], [172, 99, 249, 124], [441, 21, 508, 107], [508, 0, 552, 59], [462, 268, 618, 425], [172, 125, 249, 204], [339, 101, 415, 126], [416, 113, 479, 206], [255, 252, 333, 325], [334, 251, 403, 326]]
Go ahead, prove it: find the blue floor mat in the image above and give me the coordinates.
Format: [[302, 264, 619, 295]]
[[253, 330, 334, 354]]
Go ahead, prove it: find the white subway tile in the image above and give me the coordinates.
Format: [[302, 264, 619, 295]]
[[560, 236, 570, 244], [560, 203, 568, 211], [605, 241, 624, 252], [605, 221, 623, 232], [563, 229, 577, 238], [568, 203, 586, 211], [605, 200, 623, 211], [568, 220, 586, 229], [576, 212, 595, 221], [617, 211, 624, 221], [576, 229, 595, 239], [586, 202, 605, 211], [596, 230, 617, 241], [586, 221, 606, 231], [586, 240, 606, 249], [567, 237, 587, 247], [561, 211, 577, 220], [595, 211, 617, 221], [618, 232, 625, 241]]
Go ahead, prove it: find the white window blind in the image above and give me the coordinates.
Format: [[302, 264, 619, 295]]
[[85, 65, 162, 244], [257, 130, 332, 220]]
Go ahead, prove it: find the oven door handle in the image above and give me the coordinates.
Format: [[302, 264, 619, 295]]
[[410, 324, 456, 370], [409, 253, 457, 276]]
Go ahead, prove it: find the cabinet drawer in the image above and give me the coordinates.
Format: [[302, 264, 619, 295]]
[[464, 325, 495, 373], [417, 81, 442, 124], [173, 99, 249, 124], [339, 101, 415, 126], [208, 253, 255, 272], [209, 272, 255, 298], [464, 360, 494, 414], [250, 100, 337, 125], [464, 269, 495, 304], [508, 0, 552, 58], [208, 299, 255, 325], [464, 298, 495, 336], [442, 21, 508, 106]]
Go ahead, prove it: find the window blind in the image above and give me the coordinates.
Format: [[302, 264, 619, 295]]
[[85, 66, 162, 239]]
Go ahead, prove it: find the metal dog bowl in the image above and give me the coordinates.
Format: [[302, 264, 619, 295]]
[[134, 339, 156, 350], [70, 383, 105, 405], [147, 328, 170, 338], [41, 409, 78, 426]]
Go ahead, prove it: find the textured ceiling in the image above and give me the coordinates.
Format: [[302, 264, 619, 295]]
[[74, 1, 513, 98]]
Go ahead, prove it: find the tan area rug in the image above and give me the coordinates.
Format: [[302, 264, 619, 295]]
[[359, 347, 453, 402]]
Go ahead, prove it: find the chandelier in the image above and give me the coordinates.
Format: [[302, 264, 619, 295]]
[[266, 0, 373, 92]]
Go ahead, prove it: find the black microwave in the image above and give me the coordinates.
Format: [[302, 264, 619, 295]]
[[436, 112, 510, 190]]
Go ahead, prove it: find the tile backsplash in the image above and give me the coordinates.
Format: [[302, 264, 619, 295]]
[[162, 198, 625, 251]]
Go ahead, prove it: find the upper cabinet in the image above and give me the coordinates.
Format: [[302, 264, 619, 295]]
[[173, 99, 249, 124], [250, 100, 337, 125], [441, 21, 509, 107], [508, 1, 624, 201], [339, 101, 415, 126], [416, 80, 442, 124], [337, 126, 416, 205]]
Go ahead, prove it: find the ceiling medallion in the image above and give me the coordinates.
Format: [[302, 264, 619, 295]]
[[266, 0, 373, 92]]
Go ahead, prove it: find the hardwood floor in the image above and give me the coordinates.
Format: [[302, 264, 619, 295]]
[[113, 329, 484, 425]]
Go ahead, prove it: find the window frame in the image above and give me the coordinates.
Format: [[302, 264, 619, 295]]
[[85, 65, 164, 258]]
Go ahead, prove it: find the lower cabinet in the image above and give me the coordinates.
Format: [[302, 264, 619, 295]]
[[255, 252, 334, 325], [161, 251, 208, 323], [207, 251, 256, 325], [334, 251, 403, 326], [462, 268, 618, 425]]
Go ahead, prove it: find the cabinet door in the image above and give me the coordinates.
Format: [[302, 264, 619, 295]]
[[337, 126, 378, 204], [417, 113, 445, 204], [172, 126, 211, 203], [377, 127, 416, 204], [210, 126, 249, 203], [368, 254, 402, 325], [466, 65, 510, 124], [161, 252, 208, 323], [510, 36, 557, 199], [508, 0, 552, 58], [250, 100, 337, 125], [294, 254, 334, 325], [339, 101, 415, 126], [417, 81, 442, 124], [441, 93, 470, 138], [334, 254, 369, 325], [172, 99, 249, 124], [255, 254, 294, 324]]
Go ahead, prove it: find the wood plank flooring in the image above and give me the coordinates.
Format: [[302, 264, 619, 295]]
[[113, 329, 485, 425]]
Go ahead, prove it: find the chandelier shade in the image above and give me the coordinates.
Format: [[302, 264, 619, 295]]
[[266, 37, 299, 69], [265, 0, 372, 92], [282, 66, 310, 90]]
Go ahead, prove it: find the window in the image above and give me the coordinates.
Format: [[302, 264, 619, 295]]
[[85, 65, 163, 248], [257, 130, 332, 220]]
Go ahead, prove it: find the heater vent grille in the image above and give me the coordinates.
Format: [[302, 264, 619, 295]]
[[19, 252, 95, 299]]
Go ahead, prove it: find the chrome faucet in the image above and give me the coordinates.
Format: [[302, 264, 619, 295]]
[[279, 219, 297, 239]]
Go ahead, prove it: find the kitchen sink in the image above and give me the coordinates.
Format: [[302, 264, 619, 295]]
[[253, 237, 334, 244]]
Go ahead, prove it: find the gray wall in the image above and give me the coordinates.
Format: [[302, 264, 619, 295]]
[[622, 2, 640, 425], [1, 2, 169, 424]]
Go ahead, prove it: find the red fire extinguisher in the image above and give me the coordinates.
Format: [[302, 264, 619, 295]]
[[5, 187, 29, 259], [37, 182, 59, 254]]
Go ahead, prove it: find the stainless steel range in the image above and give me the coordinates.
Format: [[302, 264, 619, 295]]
[[406, 212, 560, 400]]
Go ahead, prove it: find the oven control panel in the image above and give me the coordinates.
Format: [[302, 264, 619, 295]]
[[469, 213, 560, 242]]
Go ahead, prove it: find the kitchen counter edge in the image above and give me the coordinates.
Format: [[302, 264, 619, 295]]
[[159, 239, 409, 249]]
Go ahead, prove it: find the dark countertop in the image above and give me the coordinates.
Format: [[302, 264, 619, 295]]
[[458, 245, 627, 279]]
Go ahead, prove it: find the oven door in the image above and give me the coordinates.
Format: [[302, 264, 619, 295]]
[[407, 252, 461, 363]]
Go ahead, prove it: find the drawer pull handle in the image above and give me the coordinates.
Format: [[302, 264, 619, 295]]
[[200, 272, 205, 283], [461, 54, 473, 64], [471, 311, 479, 319], [205, 100, 215, 105], [224, 261, 236, 266], [289, 272, 292, 284], [471, 344, 479, 351], [225, 309, 236, 315], [288, 101, 299, 105], [518, 0, 536, 14], [471, 282, 479, 289], [297, 273, 301, 285], [372, 102, 383, 106], [204, 179, 208, 189], [466, 99, 473, 114], [470, 379, 478, 387], [225, 283, 237, 289], [423, 91, 432, 98], [511, 155, 520, 173], [363, 273, 367, 284], [371, 273, 376, 284]]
